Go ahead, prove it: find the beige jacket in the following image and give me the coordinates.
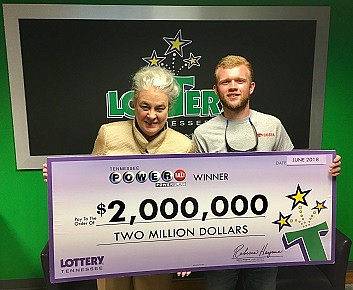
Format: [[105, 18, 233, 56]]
[[91, 120, 195, 155]]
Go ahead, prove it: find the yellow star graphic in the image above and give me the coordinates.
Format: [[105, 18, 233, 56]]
[[293, 189, 306, 203], [150, 58, 159, 66], [286, 184, 311, 210], [142, 50, 166, 67], [183, 52, 202, 69], [171, 38, 183, 50], [272, 212, 292, 231], [163, 29, 192, 57], [312, 200, 328, 214]]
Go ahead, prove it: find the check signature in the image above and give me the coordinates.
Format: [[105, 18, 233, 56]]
[[232, 243, 283, 260]]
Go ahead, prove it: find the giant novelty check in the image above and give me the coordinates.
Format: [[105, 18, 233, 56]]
[[47, 150, 336, 283]]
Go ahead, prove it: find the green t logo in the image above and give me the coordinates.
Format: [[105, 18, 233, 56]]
[[283, 221, 329, 261]]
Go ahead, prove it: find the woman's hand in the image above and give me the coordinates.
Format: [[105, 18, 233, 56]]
[[177, 271, 191, 278], [43, 163, 48, 183]]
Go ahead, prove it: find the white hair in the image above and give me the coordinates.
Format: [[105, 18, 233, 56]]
[[131, 66, 180, 108]]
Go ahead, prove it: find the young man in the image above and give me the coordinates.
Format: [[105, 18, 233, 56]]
[[193, 55, 341, 290]]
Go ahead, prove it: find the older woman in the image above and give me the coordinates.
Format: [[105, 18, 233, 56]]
[[43, 66, 193, 289], [92, 66, 194, 156], [92, 66, 194, 290]]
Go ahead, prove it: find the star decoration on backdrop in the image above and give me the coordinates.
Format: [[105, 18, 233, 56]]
[[286, 184, 312, 210], [272, 212, 292, 232], [142, 50, 166, 66], [183, 52, 202, 69], [312, 200, 328, 214], [163, 29, 192, 57]]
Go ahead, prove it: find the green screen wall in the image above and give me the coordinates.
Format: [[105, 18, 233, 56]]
[[0, 0, 352, 281]]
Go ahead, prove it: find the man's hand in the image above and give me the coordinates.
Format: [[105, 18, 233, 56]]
[[329, 155, 341, 177]]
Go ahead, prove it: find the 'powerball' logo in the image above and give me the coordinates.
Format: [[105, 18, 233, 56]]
[[109, 169, 186, 187]]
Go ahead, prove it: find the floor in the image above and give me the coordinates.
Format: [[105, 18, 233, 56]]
[[347, 271, 353, 289]]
